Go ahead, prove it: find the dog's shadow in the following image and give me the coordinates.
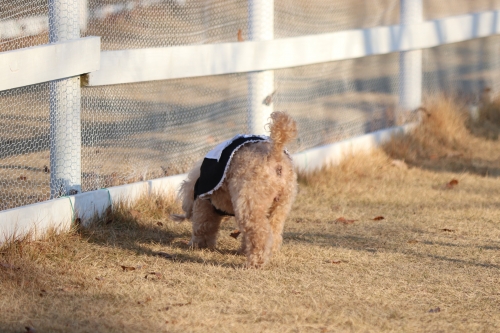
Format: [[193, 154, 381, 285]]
[[79, 214, 245, 268]]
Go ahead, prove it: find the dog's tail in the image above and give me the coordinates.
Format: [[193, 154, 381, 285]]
[[169, 159, 203, 223], [170, 213, 187, 223], [268, 111, 297, 160]]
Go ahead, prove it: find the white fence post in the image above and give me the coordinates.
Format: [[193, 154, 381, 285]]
[[48, 0, 82, 197], [399, 0, 422, 121], [79, 0, 88, 33], [247, 0, 274, 134]]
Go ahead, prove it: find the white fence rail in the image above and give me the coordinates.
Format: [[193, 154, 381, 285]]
[[86, 10, 500, 86], [3, 10, 500, 89], [0, 37, 99, 91]]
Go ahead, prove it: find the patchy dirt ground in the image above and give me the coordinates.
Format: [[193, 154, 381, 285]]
[[1, 97, 500, 333]]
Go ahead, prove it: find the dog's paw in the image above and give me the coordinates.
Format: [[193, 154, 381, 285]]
[[245, 254, 268, 269], [188, 237, 207, 249]]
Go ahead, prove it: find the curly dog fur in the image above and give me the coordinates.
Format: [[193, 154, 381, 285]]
[[172, 112, 298, 268]]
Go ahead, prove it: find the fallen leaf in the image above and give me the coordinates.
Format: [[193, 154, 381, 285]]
[[446, 152, 463, 158], [58, 284, 82, 291], [154, 252, 173, 259], [391, 159, 407, 169], [171, 302, 191, 307], [325, 260, 347, 264], [263, 90, 277, 106], [443, 179, 459, 189], [121, 265, 136, 272], [130, 210, 141, 219], [0, 262, 19, 270], [334, 217, 356, 224], [206, 135, 216, 144], [145, 272, 163, 279], [95, 276, 105, 281], [237, 29, 244, 42], [230, 230, 241, 239], [372, 216, 384, 221], [429, 154, 440, 160], [417, 107, 431, 118], [407, 239, 419, 244], [429, 307, 441, 313], [25, 327, 36, 333], [138, 296, 153, 304], [440, 228, 455, 232], [157, 222, 163, 227]]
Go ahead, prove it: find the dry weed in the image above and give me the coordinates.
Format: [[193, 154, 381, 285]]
[[384, 94, 500, 176], [468, 93, 500, 140]]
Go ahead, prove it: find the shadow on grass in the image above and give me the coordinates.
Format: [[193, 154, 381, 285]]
[[284, 227, 500, 271], [385, 151, 500, 178], [77, 208, 244, 269]]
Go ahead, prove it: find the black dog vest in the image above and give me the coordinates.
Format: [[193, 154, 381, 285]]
[[194, 135, 270, 201]]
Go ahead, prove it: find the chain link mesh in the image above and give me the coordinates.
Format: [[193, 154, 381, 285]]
[[0, 83, 50, 210], [0, 0, 48, 52], [2, 1, 500, 210], [275, 54, 400, 152], [84, 0, 249, 50], [423, 0, 500, 20], [276, 0, 399, 38], [423, 35, 500, 102], [81, 75, 249, 191]]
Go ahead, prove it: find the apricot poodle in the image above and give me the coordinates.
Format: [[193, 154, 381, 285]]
[[172, 111, 297, 268]]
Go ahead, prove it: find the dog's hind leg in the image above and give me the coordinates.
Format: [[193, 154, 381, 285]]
[[230, 187, 274, 268], [268, 185, 296, 254], [189, 199, 223, 249]]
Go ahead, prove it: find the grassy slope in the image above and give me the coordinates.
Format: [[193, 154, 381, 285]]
[[1, 97, 500, 333]]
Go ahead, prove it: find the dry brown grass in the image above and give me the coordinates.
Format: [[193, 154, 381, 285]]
[[1, 98, 500, 332], [384, 94, 500, 177], [468, 95, 500, 141]]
